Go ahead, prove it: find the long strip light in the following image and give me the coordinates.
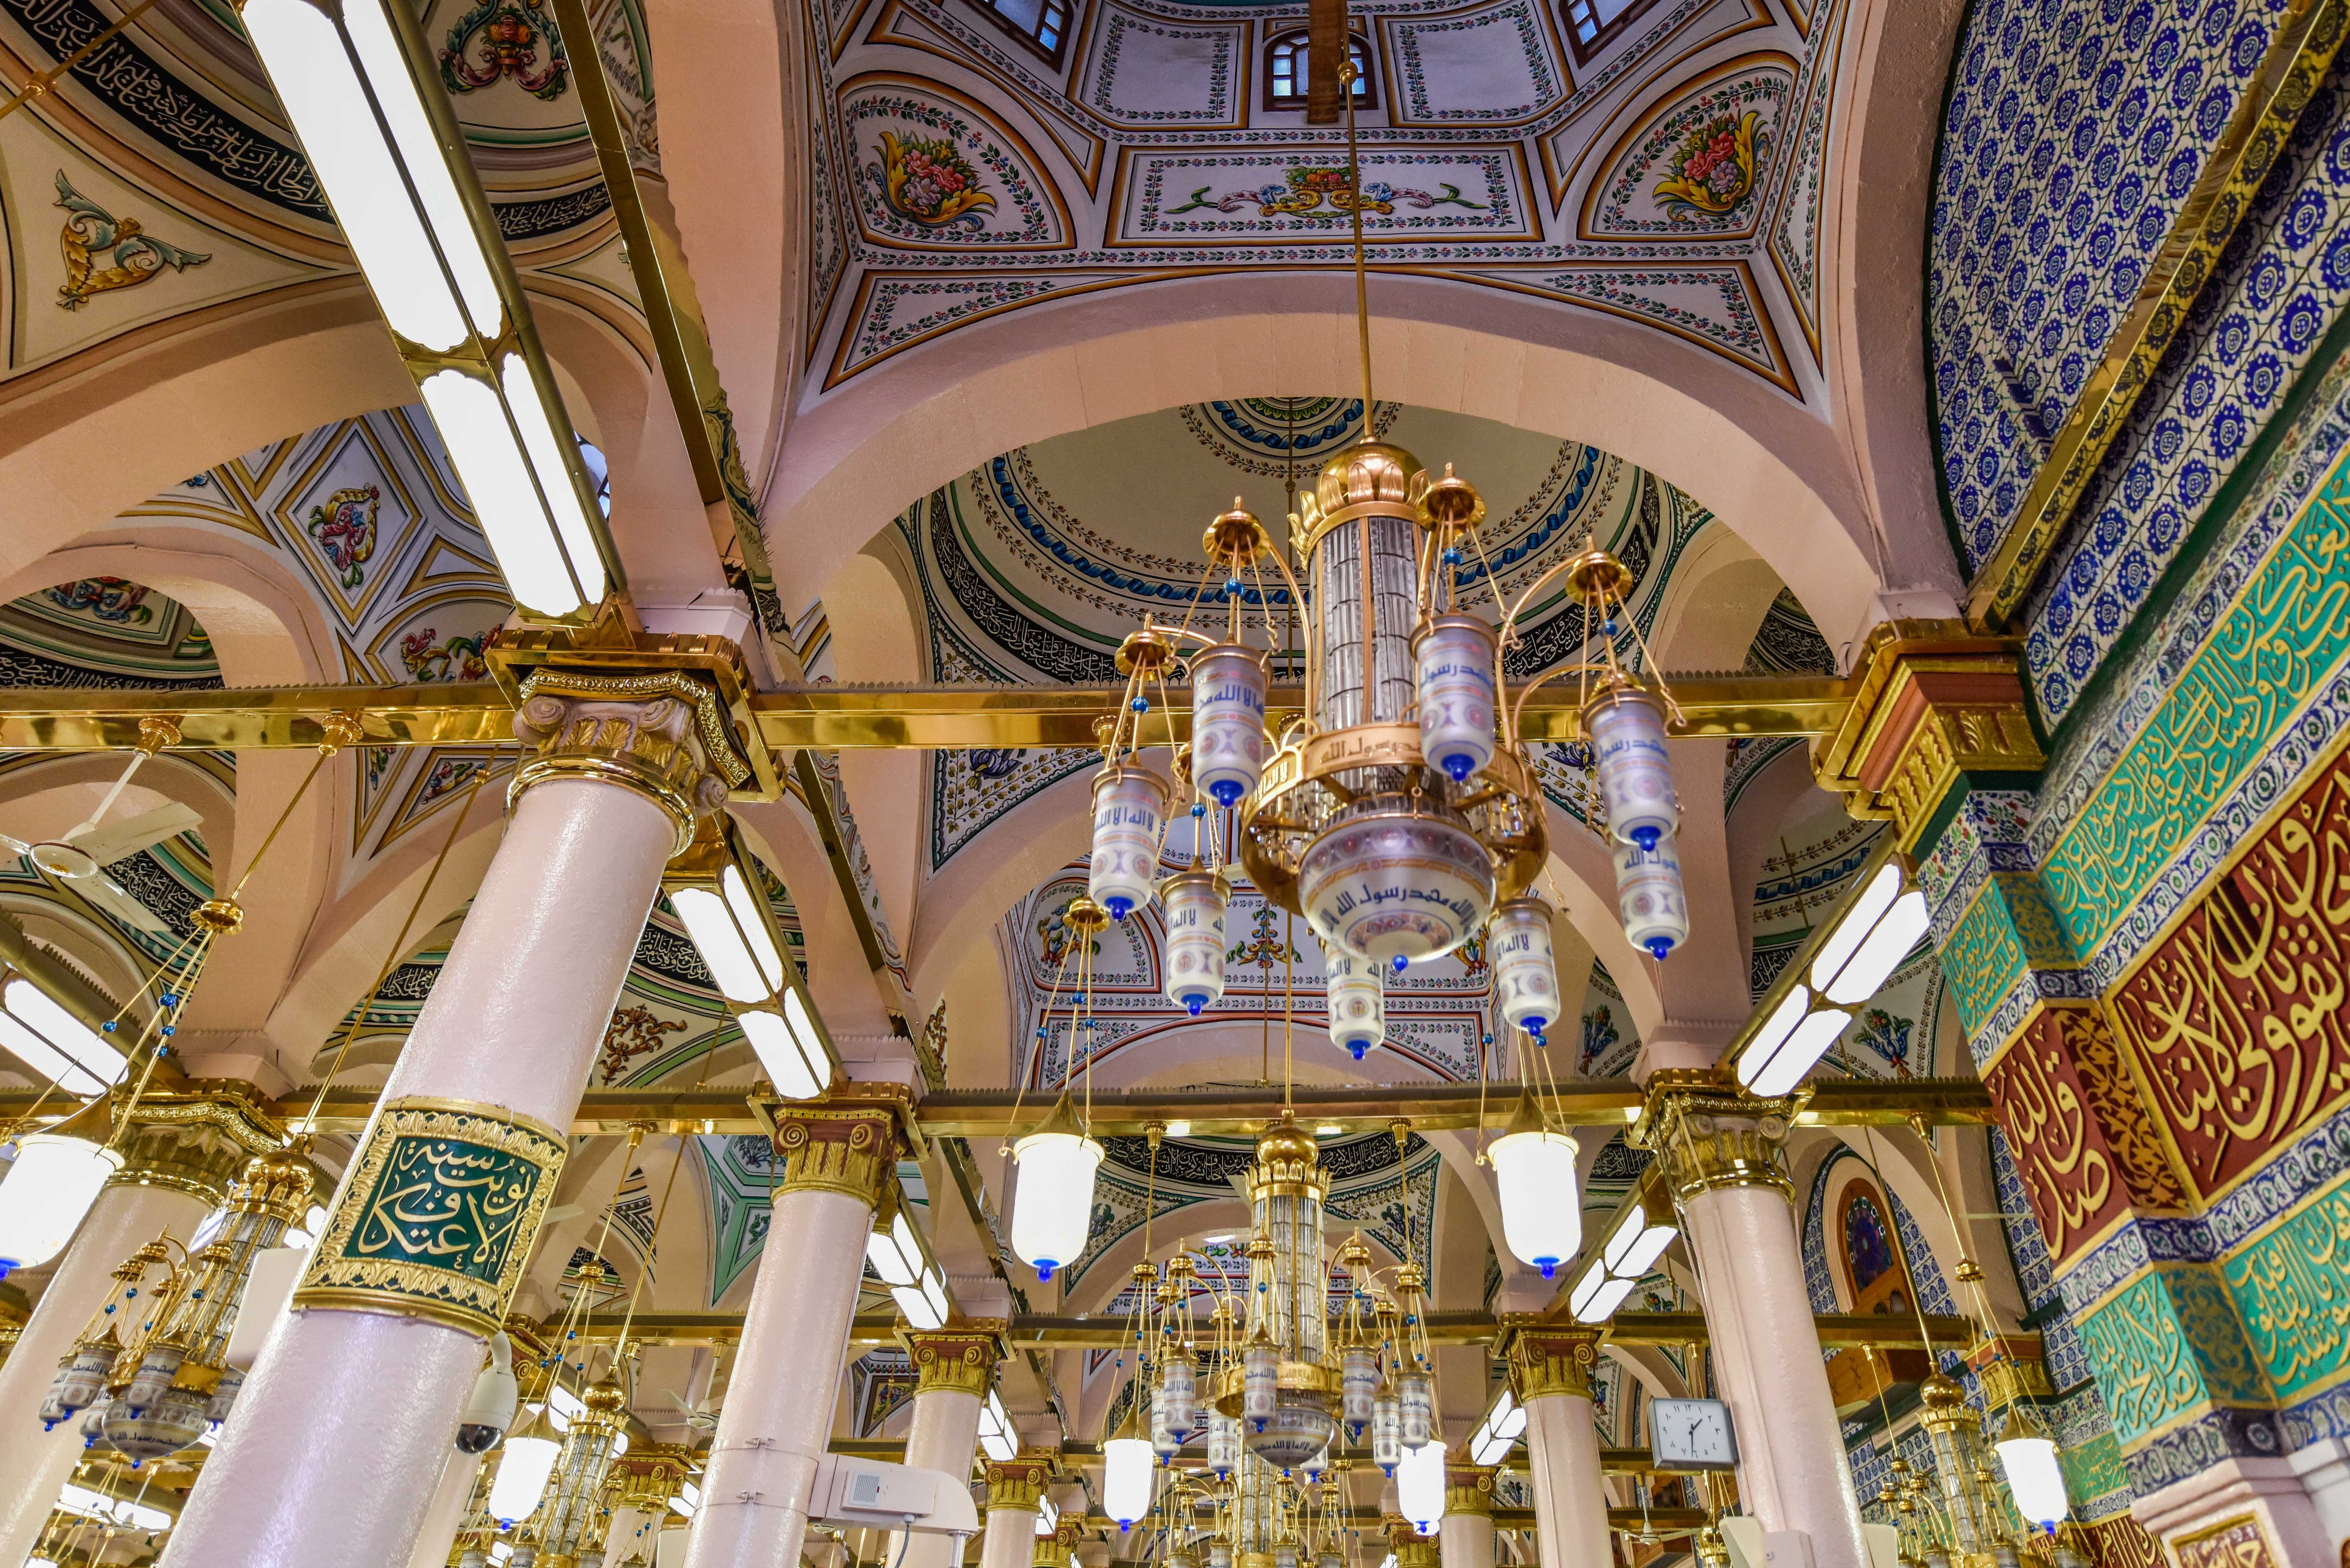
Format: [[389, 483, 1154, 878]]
[[664, 821, 839, 1101], [0, 973, 125, 1096], [1729, 848, 1930, 1099], [864, 1185, 956, 1331], [237, 0, 618, 621], [1466, 1385, 1526, 1466], [1567, 1173, 1676, 1325]]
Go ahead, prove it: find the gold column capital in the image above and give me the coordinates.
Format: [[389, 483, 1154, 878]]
[[1808, 619, 2044, 850], [1630, 1070, 1797, 1202], [610, 1443, 698, 1510], [902, 1320, 1007, 1394], [768, 1083, 912, 1207], [1387, 1523, 1439, 1568], [1444, 1462, 1497, 1517], [1498, 1318, 1603, 1401], [108, 1080, 287, 1206], [984, 1450, 1057, 1512], [508, 665, 743, 852]]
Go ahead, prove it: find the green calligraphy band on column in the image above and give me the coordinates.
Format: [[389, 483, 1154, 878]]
[[293, 1096, 568, 1337]]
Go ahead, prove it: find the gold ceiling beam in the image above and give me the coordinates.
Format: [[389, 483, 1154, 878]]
[[582, 1307, 1975, 1350], [59, 1076, 1987, 1139], [0, 674, 1851, 754]]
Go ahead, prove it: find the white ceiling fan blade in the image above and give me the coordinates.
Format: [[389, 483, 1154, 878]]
[[77, 873, 172, 936], [68, 803, 201, 868], [0, 832, 31, 859], [58, 750, 153, 843]]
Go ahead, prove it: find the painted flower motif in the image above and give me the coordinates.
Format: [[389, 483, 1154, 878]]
[[1654, 110, 1763, 221], [872, 130, 996, 229]]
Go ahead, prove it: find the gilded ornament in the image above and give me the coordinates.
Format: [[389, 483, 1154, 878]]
[[110, 1081, 287, 1205], [293, 1096, 566, 1337], [510, 669, 740, 850], [1498, 1319, 1601, 1401], [902, 1322, 1005, 1395], [52, 171, 210, 309], [1443, 1462, 1497, 1516], [1631, 1071, 1796, 1202], [984, 1453, 1056, 1512], [771, 1086, 911, 1207], [2168, 1514, 2281, 1568]]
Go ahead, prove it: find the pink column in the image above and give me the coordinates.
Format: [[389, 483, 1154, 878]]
[[977, 1457, 1052, 1568], [1439, 1463, 1497, 1568], [1651, 1077, 1869, 1568], [683, 1091, 907, 1568], [165, 683, 734, 1568], [1501, 1325, 1610, 1568]]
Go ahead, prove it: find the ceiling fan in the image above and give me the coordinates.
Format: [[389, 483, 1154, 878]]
[[2, 748, 200, 936]]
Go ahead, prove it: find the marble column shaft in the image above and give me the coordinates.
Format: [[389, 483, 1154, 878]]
[[164, 692, 714, 1568], [1503, 1327, 1609, 1568], [682, 1093, 905, 1568]]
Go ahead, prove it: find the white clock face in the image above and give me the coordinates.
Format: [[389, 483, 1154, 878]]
[[1648, 1397, 1738, 1470]]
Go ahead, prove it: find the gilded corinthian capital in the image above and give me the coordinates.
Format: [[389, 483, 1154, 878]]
[[1631, 1070, 1798, 1202], [902, 1321, 1007, 1394], [1497, 1318, 1601, 1401], [510, 669, 737, 850], [769, 1083, 912, 1207]]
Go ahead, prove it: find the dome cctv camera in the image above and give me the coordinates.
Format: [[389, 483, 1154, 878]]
[[455, 1331, 519, 1455]]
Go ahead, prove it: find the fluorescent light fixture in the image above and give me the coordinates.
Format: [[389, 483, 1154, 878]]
[[1573, 1272, 1638, 1324], [866, 1227, 919, 1287], [1, 978, 125, 1092], [1808, 864, 1900, 993], [739, 1009, 822, 1101], [1571, 1198, 1675, 1325], [1036, 1495, 1060, 1535], [1749, 1007, 1853, 1099], [1734, 987, 1811, 1091], [1822, 889, 1930, 1005], [982, 1429, 1017, 1462], [238, 0, 613, 623], [921, 1270, 950, 1325], [893, 1281, 943, 1330], [723, 866, 786, 989]]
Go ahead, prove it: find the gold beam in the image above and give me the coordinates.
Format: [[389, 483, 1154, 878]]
[[0, 1078, 1988, 1139], [583, 1307, 1974, 1350], [1963, 0, 2348, 628], [0, 674, 1854, 754]]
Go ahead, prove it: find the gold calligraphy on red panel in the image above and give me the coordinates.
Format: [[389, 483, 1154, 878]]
[[1983, 1006, 2183, 1265], [2108, 749, 2350, 1199]]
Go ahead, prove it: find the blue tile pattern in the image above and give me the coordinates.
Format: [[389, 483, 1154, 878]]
[[2027, 59, 2350, 721], [1991, 1128, 2094, 1390], [1929, 0, 2287, 573]]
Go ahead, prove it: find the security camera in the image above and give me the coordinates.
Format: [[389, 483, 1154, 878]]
[[455, 1331, 519, 1455]]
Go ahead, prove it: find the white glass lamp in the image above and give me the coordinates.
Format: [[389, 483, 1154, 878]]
[[1995, 1405, 2068, 1533], [1489, 1098, 1581, 1278], [1396, 1438, 1445, 1532], [1103, 1431, 1155, 1528], [237, 0, 614, 620], [0, 1130, 123, 1277], [487, 1429, 561, 1526], [1010, 1097, 1103, 1281]]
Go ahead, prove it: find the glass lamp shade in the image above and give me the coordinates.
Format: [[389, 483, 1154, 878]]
[[1612, 835, 1689, 961], [489, 1432, 561, 1525], [1009, 1126, 1103, 1281], [1161, 1353, 1197, 1431], [0, 1135, 123, 1275], [1487, 898, 1561, 1038], [1206, 1410, 1241, 1478], [1583, 682, 1677, 851], [1323, 945, 1385, 1060], [1191, 644, 1269, 807], [1089, 767, 1171, 921], [1370, 1389, 1402, 1472], [1413, 614, 1499, 784], [1490, 1127, 1582, 1276], [1995, 1413, 2068, 1531], [1341, 1348, 1378, 1427], [1161, 869, 1230, 1017], [1299, 806, 1496, 966], [1396, 1439, 1446, 1532], [1397, 1373, 1433, 1449], [1103, 1434, 1156, 1527], [1244, 1401, 1334, 1471]]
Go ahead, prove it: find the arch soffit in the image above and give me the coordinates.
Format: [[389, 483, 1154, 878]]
[[773, 287, 1888, 654]]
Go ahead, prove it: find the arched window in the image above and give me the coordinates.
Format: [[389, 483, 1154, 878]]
[[1837, 1180, 1914, 1318], [1265, 30, 1372, 109], [1559, 0, 1658, 62], [968, 0, 1071, 62]]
